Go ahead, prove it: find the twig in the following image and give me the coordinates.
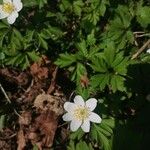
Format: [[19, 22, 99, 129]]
[[0, 83, 21, 117], [133, 31, 145, 34], [135, 33, 150, 38], [0, 83, 11, 103], [47, 66, 58, 94], [58, 122, 68, 128], [0, 133, 16, 140], [131, 39, 150, 60]]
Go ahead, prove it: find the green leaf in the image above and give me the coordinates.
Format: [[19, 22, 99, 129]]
[[32, 144, 38, 150], [73, 0, 84, 16], [0, 22, 9, 29], [22, 0, 38, 7], [38, 34, 48, 50], [136, 6, 150, 28], [98, 132, 111, 150], [68, 140, 76, 150], [76, 141, 91, 150], [55, 53, 77, 68], [91, 74, 110, 90], [0, 115, 6, 131], [76, 40, 88, 57], [0, 52, 5, 60], [38, 0, 47, 9], [70, 128, 84, 140], [87, 33, 96, 46], [90, 57, 107, 73], [27, 51, 40, 62], [104, 42, 115, 65], [110, 75, 126, 92], [114, 58, 128, 75]]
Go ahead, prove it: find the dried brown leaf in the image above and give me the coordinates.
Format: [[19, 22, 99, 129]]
[[17, 130, 26, 150], [34, 94, 64, 116], [30, 63, 49, 80], [19, 111, 32, 126], [34, 111, 58, 148]]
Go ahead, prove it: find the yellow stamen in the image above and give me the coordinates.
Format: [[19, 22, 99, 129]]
[[74, 107, 90, 121], [2, 2, 14, 14]]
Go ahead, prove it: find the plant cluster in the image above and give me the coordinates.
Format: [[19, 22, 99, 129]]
[[0, 0, 150, 149]]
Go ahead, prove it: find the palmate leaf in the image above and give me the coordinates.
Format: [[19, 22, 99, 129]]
[[136, 6, 150, 28], [76, 40, 88, 57], [38, 34, 48, 50], [102, 5, 134, 49], [73, 0, 84, 16], [42, 25, 64, 40], [110, 75, 126, 92], [37, 0, 48, 9], [55, 53, 77, 68], [70, 128, 84, 140], [59, 0, 72, 12], [91, 74, 110, 90], [90, 56, 107, 73], [76, 141, 94, 150], [90, 118, 115, 150], [22, 0, 38, 7], [83, 0, 109, 25], [87, 33, 96, 46], [71, 62, 87, 86], [90, 48, 128, 92], [103, 42, 115, 65], [68, 140, 94, 150]]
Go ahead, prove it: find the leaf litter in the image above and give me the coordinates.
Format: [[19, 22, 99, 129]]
[[0, 56, 70, 149]]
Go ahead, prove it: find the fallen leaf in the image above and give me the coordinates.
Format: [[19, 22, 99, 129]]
[[30, 62, 49, 80], [17, 130, 26, 150], [33, 110, 58, 148], [34, 93, 64, 116], [80, 74, 89, 87], [19, 111, 32, 126]]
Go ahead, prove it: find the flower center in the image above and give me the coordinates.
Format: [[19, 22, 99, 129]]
[[2, 2, 15, 14], [73, 107, 90, 121]]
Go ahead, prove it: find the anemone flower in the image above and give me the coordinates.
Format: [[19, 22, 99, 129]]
[[62, 95, 102, 132], [0, 0, 23, 24]]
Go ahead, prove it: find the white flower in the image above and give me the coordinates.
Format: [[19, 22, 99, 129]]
[[62, 95, 102, 132], [0, 0, 23, 24], [147, 49, 150, 54]]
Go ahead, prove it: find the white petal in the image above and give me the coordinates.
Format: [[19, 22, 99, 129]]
[[70, 119, 82, 132], [0, 5, 9, 19], [74, 95, 85, 106], [81, 119, 90, 132], [13, 0, 23, 12], [7, 11, 18, 24], [64, 102, 76, 112], [3, 0, 12, 3], [62, 113, 73, 121], [147, 49, 150, 54], [89, 112, 102, 123], [86, 98, 97, 111]]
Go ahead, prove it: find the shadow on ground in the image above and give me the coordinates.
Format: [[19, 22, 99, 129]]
[[112, 63, 150, 150]]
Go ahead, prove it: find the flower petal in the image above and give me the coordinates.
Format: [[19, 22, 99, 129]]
[[86, 98, 97, 111], [13, 0, 23, 12], [147, 49, 150, 54], [89, 112, 102, 123], [62, 113, 73, 121], [74, 95, 85, 106], [3, 0, 12, 3], [64, 102, 76, 112], [0, 5, 9, 19], [81, 119, 90, 132], [7, 11, 18, 24], [70, 119, 82, 132]]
